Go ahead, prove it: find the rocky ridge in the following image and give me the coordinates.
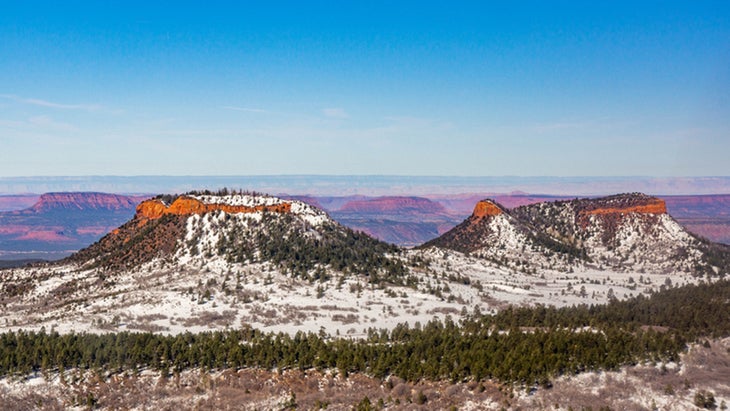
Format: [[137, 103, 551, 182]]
[[135, 195, 293, 221]]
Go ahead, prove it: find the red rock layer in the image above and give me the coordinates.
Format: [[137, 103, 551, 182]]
[[582, 199, 667, 216], [136, 196, 292, 220], [472, 200, 503, 218]]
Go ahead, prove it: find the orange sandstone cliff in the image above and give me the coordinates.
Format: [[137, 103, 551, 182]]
[[582, 198, 667, 216], [136, 196, 292, 221], [574, 197, 668, 229], [472, 200, 503, 219]]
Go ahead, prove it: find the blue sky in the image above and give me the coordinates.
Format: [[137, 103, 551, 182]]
[[1, 1, 728, 177]]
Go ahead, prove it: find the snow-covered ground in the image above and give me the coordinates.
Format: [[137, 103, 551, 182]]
[[0, 244, 707, 338], [512, 337, 730, 410], [192, 194, 330, 226], [1, 338, 727, 410]]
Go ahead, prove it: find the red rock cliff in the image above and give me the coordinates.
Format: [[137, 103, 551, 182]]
[[136, 196, 292, 220], [472, 200, 503, 218], [582, 199, 667, 216]]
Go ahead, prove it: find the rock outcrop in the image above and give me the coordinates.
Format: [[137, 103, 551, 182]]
[[573, 195, 667, 228], [136, 196, 292, 220], [582, 202, 667, 216], [472, 200, 503, 218]]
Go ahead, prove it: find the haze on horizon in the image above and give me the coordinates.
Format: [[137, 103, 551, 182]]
[[1, 2, 728, 178]]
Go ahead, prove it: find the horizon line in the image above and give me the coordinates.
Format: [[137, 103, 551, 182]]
[[1, 174, 730, 179]]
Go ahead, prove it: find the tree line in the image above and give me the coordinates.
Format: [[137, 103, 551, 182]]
[[0, 280, 727, 386]]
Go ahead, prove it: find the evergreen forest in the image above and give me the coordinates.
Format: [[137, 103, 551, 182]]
[[0, 280, 727, 387]]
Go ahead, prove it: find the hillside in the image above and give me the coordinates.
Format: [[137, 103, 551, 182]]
[[512, 193, 730, 274], [69, 191, 408, 282], [424, 193, 730, 277], [0, 281, 728, 410]]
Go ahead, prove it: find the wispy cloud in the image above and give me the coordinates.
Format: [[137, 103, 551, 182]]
[[0, 119, 24, 128], [0, 115, 77, 134], [530, 118, 632, 134], [1, 94, 102, 111], [221, 106, 269, 113], [28, 115, 77, 131], [533, 121, 589, 133], [322, 108, 350, 119]]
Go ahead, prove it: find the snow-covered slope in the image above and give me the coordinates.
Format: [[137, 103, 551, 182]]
[[512, 193, 726, 274], [422, 199, 580, 273], [427, 193, 730, 276]]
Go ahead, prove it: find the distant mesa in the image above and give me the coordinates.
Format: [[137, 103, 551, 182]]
[[339, 196, 446, 214], [30, 192, 139, 212], [0, 192, 141, 260], [16, 230, 71, 242], [321, 196, 458, 247]]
